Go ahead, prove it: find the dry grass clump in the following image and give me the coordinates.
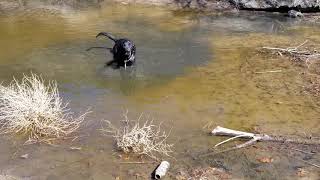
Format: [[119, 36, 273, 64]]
[[0, 73, 88, 142], [102, 112, 173, 159]]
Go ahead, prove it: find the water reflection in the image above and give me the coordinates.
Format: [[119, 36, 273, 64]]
[[119, 66, 137, 95]]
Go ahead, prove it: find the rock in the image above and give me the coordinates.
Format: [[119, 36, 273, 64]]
[[69, 146, 82, 150], [230, 0, 320, 12], [196, 0, 207, 8], [175, 0, 233, 10], [0, 1, 21, 12], [20, 154, 29, 159], [296, 168, 308, 177], [288, 10, 303, 18]]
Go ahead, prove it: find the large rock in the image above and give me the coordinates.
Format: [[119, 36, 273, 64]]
[[0, 1, 21, 12], [230, 0, 320, 11]]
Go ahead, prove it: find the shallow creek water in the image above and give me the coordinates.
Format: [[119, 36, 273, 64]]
[[0, 1, 319, 179]]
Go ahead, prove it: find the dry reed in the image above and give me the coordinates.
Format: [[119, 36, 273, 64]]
[[0, 73, 88, 142], [102, 112, 173, 159]]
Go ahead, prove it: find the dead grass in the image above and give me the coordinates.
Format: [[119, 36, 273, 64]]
[[0, 73, 88, 142], [102, 111, 173, 159]]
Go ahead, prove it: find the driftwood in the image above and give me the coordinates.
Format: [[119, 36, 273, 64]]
[[183, 126, 320, 169], [211, 126, 320, 149], [211, 126, 273, 148], [262, 40, 320, 65]]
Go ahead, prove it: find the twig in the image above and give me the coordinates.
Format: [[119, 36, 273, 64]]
[[262, 40, 320, 63], [300, 159, 320, 168], [214, 135, 249, 147], [254, 70, 283, 74], [291, 157, 320, 168], [118, 161, 156, 164], [262, 40, 309, 54], [291, 148, 316, 155], [296, 40, 309, 49]]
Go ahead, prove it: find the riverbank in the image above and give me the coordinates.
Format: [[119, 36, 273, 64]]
[[2, 0, 320, 23]]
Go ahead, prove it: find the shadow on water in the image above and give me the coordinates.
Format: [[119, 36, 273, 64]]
[[0, 1, 320, 179]]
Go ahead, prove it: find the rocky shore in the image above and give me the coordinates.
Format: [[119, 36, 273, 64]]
[[1, 0, 320, 19]]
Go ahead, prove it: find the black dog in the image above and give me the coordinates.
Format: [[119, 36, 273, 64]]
[[87, 32, 136, 68]]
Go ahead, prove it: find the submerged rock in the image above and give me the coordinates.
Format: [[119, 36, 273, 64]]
[[288, 10, 303, 18], [230, 0, 320, 12], [20, 154, 29, 159]]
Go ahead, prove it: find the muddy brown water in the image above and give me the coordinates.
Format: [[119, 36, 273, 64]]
[[0, 1, 320, 179]]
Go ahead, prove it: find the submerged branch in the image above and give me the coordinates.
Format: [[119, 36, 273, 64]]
[[211, 126, 320, 149], [206, 126, 320, 168]]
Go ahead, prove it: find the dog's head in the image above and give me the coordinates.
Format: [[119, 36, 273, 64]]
[[123, 40, 135, 60]]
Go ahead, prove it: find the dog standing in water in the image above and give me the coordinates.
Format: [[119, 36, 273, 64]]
[[87, 32, 136, 68]]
